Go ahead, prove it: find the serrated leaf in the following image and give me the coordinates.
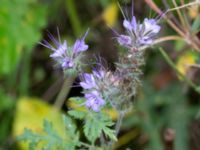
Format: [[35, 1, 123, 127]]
[[17, 115, 79, 150], [84, 116, 101, 143], [68, 110, 86, 119], [62, 115, 77, 136], [83, 111, 116, 143], [13, 98, 72, 149]]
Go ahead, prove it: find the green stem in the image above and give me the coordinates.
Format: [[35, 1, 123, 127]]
[[79, 141, 91, 148], [159, 47, 200, 94], [115, 112, 124, 136], [100, 133, 106, 149], [54, 75, 76, 109], [65, 0, 82, 36], [108, 111, 124, 150], [19, 49, 32, 95]]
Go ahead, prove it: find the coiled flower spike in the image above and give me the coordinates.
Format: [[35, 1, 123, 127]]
[[80, 69, 106, 112], [116, 3, 161, 49], [40, 29, 89, 72]]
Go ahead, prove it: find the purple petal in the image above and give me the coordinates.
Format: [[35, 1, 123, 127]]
[[47, 32, 60, 47], [131, 16, 137, 31], [80, 82, 94, 89], [73, 39, 88, 53], [50, 41, 67, 58], [84, 91, 105, 112], [123, 20, 132, 31], [144, 18, 161, 34], [117, 35, 131, 46], [139, 36, 153, 45], [61, 58, 74, 69], [80, 73, 96, 89], [73, 29, 89, 53], [93, 69, 105, 79]]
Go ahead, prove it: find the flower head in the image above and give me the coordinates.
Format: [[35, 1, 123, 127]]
[[50, 40, 67, 58], [143, 18, 161, 34], [116, 3, 161, 48], [80, 69, 106, 112], [85, 91, 105, 112], [80, 73, 96, 89], [117, 34, 132, 47], [40, 29, 89, 71]]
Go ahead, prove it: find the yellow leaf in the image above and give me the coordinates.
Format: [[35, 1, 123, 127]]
[[102, 3, 118, 27], [67, 100, 119, 121], [188, 5, 199, 19], [176, 51, 197, 78], [13, 97, 64, 150]]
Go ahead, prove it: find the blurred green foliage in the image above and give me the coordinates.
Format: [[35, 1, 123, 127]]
[[0, 0, 47, 148], [121, 82, 197, 150], [0, 89, 15, 146], [0, 0, 47, 76]]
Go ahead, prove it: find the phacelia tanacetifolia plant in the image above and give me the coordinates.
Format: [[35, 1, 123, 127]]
[[18, 1, 162, 150]]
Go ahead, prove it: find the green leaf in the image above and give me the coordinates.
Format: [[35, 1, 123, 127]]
[[192, 17, 200, 33], [17, 115, 80, 150], [69, 97, 85, 104], [68, 110, 86, 119], [62, 115, 77, 137], [17, 128, 42, 150], [84, 111, 116, 143]]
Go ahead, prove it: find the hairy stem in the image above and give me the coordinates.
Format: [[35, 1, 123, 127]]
[[54, 75, 76, 109], [100, 133, 106, 149], [115, 112, 124, 136], [108, 111, 124, 150]]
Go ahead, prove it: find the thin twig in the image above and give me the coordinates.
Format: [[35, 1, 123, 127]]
[[159, 47, 200, 94], [145, 0, 200, 52], [140, 35, 183, 50], [172, 0, 187, 29], [167, 1, 199, 12]]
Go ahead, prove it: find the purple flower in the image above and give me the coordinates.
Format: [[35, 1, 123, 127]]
[[73, 29, 89, 53], [50, 40, 67, 58], [40, 29, 89, 71], [123, 16, 137, 31], [80, 69, 106, 112], [117, 17, 161, 47], [117, 35, 131, 47], [116, 2, 161, 48], [85, 91, 105, 112], [143, 18, 161, 34], [61, 58, 74, 69], [92, 69, 105, 79], [80, 73, 96, 89]]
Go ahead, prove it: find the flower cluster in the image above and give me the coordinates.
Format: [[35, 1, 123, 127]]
[[117, 16, 161, 48], [42, 2, 161, 113], [80, 69, 106, 112], [40, 29, 89, 72]]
